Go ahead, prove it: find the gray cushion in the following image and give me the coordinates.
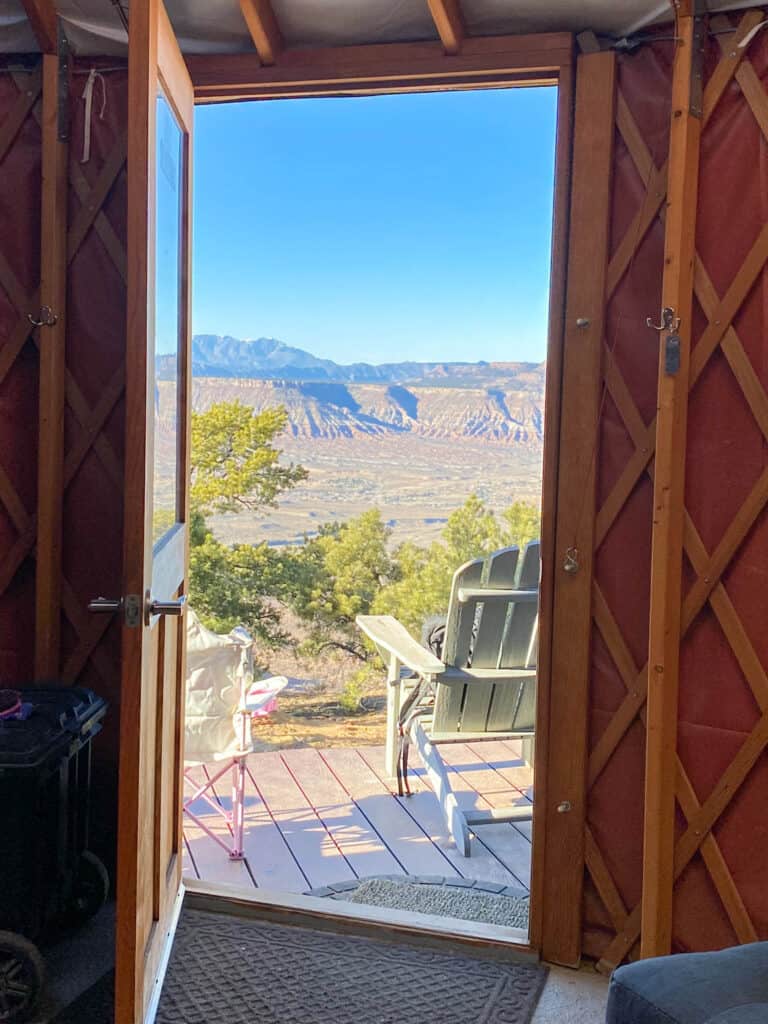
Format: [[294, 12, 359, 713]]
[[605, 943, 768, 1024], [704, 1008, 768, 1024]]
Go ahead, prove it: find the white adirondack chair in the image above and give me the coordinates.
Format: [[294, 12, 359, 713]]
[[357, 541, 539, 856]]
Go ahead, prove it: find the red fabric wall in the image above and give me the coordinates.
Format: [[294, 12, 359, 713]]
[[584, 16, 768, 961], [0, 61, 41, 683], [0, 58, 128, 873]]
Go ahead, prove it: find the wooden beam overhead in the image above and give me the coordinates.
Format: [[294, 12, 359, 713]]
[[188, 33, 573, 103], [641, 9, 703, 960], [427, 0, 465, 56], [21, 0, 58, 54], [239, 0, 283, 66]]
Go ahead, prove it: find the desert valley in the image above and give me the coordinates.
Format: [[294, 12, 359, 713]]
[[157, 335, 546, 547]]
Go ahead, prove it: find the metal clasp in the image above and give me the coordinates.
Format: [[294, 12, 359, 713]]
[[646, 307, 680, 333], [28, 306, 58, 328]]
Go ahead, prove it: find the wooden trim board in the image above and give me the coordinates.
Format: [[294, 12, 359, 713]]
[[184, 878, 533, 957], [641, 9, 702, 960], [34, 47, 68, 679], [538, 50, 617, 967], [187, 33, 573, 102]]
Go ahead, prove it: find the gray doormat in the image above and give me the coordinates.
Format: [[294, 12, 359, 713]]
[[346, 877, 530, 930], [156, 908, 547, 1024], [306, 875, 530, 931]]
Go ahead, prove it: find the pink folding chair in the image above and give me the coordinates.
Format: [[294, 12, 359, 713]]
[[183, 611, 287, 860]]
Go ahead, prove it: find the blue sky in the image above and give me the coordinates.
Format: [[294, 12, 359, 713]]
[[192, 87, 557, 365]]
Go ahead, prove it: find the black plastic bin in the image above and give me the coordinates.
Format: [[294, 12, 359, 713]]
[[0, 687, 109, 1022]]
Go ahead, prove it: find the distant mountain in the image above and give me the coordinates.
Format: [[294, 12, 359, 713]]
[[165, 375, 546, 446], [157, 334, 543, 389]]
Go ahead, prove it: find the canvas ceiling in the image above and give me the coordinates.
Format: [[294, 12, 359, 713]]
[[0, 0, 763, 56]]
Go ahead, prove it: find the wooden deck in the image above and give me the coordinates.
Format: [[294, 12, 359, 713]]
[[182, 739, 534, 897]]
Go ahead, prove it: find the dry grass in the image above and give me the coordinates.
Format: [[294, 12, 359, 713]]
[[250, 627, 390, 752]]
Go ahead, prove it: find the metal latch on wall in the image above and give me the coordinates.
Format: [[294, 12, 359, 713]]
[[646, 306, 682, 376]]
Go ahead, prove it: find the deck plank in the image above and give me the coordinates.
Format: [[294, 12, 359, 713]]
[[466, 739, 535, 798], [321, 747, 460, 878], [183, 743, 533, 897], [464, 739, 534, 840], [280, 748, 404, 879], [435, 742, 515, 795], [358, 749, 524, 888], [181, 835, 198, 879], [436, 743, 533, 884], [251, 751, 356, 888], [241, 763, 312, 892], [182, 766, 253, 888]]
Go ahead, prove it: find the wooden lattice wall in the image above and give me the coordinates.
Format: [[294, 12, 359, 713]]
[[580, 9, 768, 967], [0, 58, 127, 870], [2, 14, 768, 959]]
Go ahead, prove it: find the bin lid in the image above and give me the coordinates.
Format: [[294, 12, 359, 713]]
[[0, 687, 107, 768]]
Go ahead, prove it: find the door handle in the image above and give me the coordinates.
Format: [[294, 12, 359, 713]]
[[147, 594, 187, 618]]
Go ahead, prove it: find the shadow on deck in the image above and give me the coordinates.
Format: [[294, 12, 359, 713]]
[[183, 739, 533, 897]]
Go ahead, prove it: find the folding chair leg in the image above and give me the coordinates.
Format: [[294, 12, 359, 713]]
[[411, 719, 471, 856], [230, 757, 246, 860]]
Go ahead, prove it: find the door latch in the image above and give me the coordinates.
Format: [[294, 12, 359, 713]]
[[87, 594, 142, 628]]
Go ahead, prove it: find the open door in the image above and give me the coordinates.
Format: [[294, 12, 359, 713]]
[[116, 2, 193, 1021]]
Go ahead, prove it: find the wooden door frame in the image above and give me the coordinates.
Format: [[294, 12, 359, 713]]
[[175, 34, 578, 962]]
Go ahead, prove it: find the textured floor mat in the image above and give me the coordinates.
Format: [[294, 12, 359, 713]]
[[345, 878, 530, 929], [157, 908, 547, 1024]]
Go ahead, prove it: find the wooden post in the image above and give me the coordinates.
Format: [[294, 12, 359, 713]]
[[35, 32, 68, 680], [540, 50, 616, 966], [642, 4, 702, 959]]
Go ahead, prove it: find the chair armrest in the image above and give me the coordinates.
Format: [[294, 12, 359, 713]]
[[356, 614, 444, 676], [457, 587, 539, 604]]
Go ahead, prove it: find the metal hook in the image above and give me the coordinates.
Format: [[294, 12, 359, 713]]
[[563, 548, 580, 574], [27, 306, 58, 328], [646, 306, 680, 333]]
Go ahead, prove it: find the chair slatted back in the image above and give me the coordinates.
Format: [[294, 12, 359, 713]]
[[434, 557, 484, 733], [487, 541, 539, 732], [431, 541, 540, 738], [456, 547, 520, 732]]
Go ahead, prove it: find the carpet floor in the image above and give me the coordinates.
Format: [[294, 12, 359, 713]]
[[156, 908, 548, 1024]]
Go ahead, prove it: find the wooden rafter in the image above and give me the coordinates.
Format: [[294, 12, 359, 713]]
[[239, 0, 282, 66], [427, 0, 465, 56], [20, 0, 57, 54]]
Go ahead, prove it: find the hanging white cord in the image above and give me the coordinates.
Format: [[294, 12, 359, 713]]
[[739, 19, 768, 49], [81, 68, 107, 164]]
